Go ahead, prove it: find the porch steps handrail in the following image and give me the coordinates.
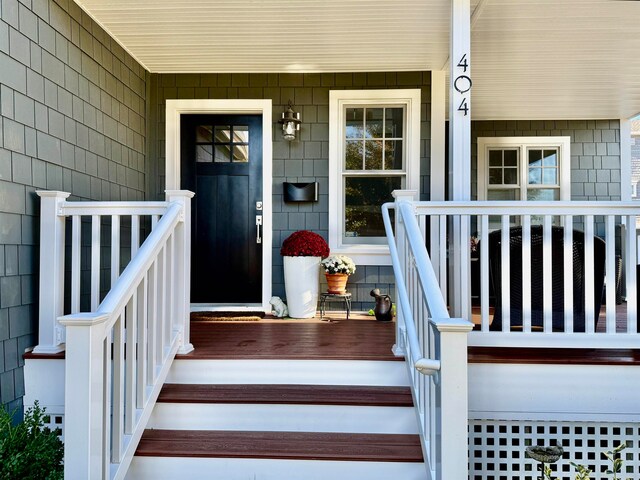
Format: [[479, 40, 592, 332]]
[[382, 198, 473, 480], [55, 191, 193, 480]]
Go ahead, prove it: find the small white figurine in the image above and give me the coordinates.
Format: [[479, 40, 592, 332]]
[[269, 296, 288, 318]]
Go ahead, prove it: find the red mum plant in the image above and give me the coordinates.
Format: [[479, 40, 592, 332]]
[[280, 230, 330, 258]]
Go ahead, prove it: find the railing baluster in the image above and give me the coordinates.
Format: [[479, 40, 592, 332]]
[[137, 275, 148, 408], [157, 247, 165, 365], [166, 234, 174, 353], [439, 215, 447, 302], [480, 215, 489, 332], [102, 336, 111, 479], [625, 216, 637, 333], [111, 215, 121, 287], [91, 215, 101, 310], [563, 216, 574, 332], [501, 215, 511, 331], [542, 215, 553, 332], [152, 214, 159, 229], [125, 295, 137, 435], [131, 215, 140, 258], [522, 215, 532, 333], [584, 215, 595, 332], [71, 215, 81, 314], [605, 215, 617, 333], [148, 259, 158, 384], [112, 314, 125, 463]]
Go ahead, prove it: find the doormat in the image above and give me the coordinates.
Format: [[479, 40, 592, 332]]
[[191, 311, 264, 322]]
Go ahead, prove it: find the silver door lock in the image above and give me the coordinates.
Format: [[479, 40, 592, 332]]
[[256, 201, 263, 211]]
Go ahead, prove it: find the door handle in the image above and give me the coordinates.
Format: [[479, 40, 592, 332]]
[[256, 215, 263, 244]]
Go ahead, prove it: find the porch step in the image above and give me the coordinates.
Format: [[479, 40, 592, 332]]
[[148, 384, 418, 434], [157, 383, 414, 406], [127, 430, 425, 480], [167, 359, 410, 385]]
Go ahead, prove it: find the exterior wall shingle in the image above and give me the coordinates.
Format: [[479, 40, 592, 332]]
[[0, 0, 146, 412]]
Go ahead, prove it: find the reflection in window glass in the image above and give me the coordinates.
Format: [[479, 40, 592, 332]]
[[214, 145, 230, 162], [504, 167, 518, 185], [345, 176, 402, 238], [345, 141, 363, 170], [385, 108, 403, 137], [196, 126, 213, 143], [232, 145, 248, 162], [384, 140, 403, 170], [233, 126, 249, 143], [196, 145, 212, 162], [527, 189, 558, 201], [214, 126, 231, 143], [365, 108, 384, 138], [364, 140, 383, 170], [346, 108, 364, 138]]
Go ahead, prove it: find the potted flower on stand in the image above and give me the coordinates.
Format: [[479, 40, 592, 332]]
[[321, 255, 356, 294], [280, 230, 330, 318]]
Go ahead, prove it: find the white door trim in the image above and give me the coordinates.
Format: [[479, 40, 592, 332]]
[[165, 99, 273, 313]]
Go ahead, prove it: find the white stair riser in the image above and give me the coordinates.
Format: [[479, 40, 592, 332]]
[[168, 359, 409, 386], [126, 457, 427, 480], [148, 403, 418, 434]]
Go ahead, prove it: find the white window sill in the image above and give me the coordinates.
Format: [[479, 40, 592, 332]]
[[328, 244, 392, 266]]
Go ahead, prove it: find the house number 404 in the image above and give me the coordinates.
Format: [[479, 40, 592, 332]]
[[454, 54, 472, 116]]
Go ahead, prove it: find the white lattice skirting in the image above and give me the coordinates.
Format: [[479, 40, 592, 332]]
[[469, 419, 640, 480], [42, 411, 65, 443]]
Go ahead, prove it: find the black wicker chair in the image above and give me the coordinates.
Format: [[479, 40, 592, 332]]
[[486, 226, 606, 332]]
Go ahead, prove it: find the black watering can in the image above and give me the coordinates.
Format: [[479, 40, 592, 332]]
[[370, 289, 393, 322]]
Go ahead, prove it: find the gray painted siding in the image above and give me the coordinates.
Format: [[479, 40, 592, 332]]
[[472, 120, 622, 201], [0, 0, 146, 411], [149, 72, 432, 310]]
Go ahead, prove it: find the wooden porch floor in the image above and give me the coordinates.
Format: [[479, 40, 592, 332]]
[[178, 314, 401, 361]]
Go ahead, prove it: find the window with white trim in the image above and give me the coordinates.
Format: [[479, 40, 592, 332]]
[[477, 137, 571, 201], [329, 90, 421, 264]]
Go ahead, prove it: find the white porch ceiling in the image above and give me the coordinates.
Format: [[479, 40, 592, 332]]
[[74, 0, 640, 120]]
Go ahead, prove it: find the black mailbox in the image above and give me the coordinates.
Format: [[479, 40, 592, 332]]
[[283, 182, 319, 202]]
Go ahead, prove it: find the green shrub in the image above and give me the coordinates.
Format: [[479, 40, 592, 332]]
[[0, 401, 64, 480]]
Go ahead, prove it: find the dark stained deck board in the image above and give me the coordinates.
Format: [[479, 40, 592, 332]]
[[468, 347, 640, 365], [135, 430, 423, 462], [178, 320, 401, 361], [158, 384, 414, 407]]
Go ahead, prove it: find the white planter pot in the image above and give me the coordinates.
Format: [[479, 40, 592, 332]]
[[283, 256, 321, 318]]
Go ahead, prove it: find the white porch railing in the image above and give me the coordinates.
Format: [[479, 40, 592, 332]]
[[36, 190, 194, 479], [399, 197, 640, 348], [382, 191, 473, 480]]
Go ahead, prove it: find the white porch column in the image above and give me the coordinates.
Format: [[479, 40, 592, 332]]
[[166, 190, 195, 354], [391, 189, 418, 357], [430, 71, 447, 301], [449, 0, 472, 319], [34, 191, 70, 354]]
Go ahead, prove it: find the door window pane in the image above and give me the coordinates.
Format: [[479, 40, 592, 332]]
[[345, 176, 402, 238], [196, 126, 213, 143], [214, 126, 231, 143], [196, 145, 212, 162], [232, 145, 248, 162], [233, 126, 249, 143], [214, 145, 231, 162]]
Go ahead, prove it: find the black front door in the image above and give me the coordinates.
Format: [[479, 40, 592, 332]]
[[181, 114, 263, 304]]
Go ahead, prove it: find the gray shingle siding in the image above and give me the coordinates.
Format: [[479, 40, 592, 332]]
[[0, 0, 146, 412], [148, 72, 433, 310]]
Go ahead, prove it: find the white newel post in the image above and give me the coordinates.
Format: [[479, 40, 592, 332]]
[[449, 0, 472, 320], [432, 317, 473, 480], [166, 190, 195, 354], [60, 313, 108, 479], [391, 190, 418, 356], [34, 191, 70, 353]]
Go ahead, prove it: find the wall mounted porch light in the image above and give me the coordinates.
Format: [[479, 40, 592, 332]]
[[279, 101, 301, 141]]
